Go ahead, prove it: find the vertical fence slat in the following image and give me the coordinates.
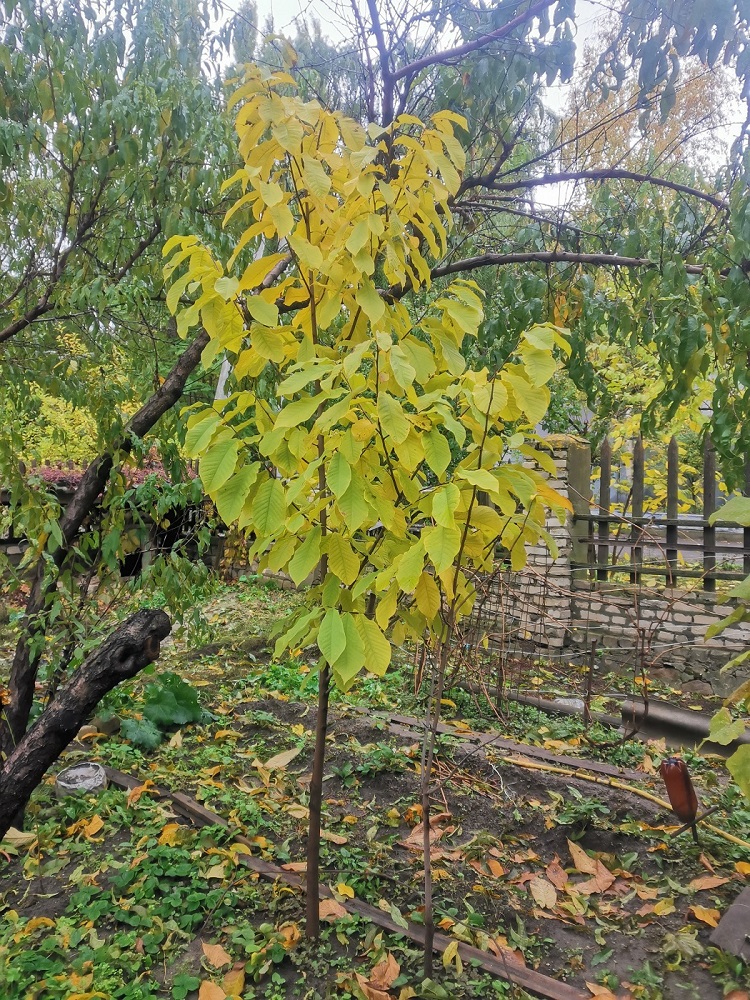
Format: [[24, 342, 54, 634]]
[[597, 438, 611, 582], [703, 436, 716, 592], [666, 436, 679, 586], [630, 435, 644, 585], [744, 459, 750, 579]]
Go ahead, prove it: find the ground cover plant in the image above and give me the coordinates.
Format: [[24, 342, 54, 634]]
[[2, 582, 750, 999]]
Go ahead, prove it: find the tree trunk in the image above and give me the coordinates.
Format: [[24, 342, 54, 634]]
[[1, 331, 208, 758], [0, 608, 171, 840]]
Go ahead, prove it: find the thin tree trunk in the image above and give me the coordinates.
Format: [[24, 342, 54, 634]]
[[305, 662, 331, 938], [0, 609, 171, 839]]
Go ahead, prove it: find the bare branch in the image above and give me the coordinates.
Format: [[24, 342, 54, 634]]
[[392, 0, 556, 83], [459, 168, 729, 211]]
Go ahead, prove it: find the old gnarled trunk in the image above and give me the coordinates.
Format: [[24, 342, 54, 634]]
[[0, 609, 171, 840]]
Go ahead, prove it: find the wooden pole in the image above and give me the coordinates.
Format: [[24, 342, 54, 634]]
[[597, 438, 611, 582], [666, 436, 679, 586], [703, 436, 716, 593], [630, 435, 644, 585]]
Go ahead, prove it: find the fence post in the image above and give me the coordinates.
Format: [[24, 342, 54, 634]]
[[568, 438, 592, 580], [666, 436, 679, 586], [630, 435, 644, 585], [597, 438, 611, 582], [703, 436, 716, 593]]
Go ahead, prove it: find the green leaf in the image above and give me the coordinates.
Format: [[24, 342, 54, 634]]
[[319, 608, 346, 665], [252, 478, 286, 537], [414, 572, 441, 620], [288, 526, 322, 585], [395, 540, 425, 593], [327, 533, 360, 586], [710, 495, 750, 526], [200, 437, 241, 493], [432, 484, 460, 527], [184, 411, 220, 456], [726, 744, 750, 801], [455, 467, 498, 493], [246, 295, 279, 327], [337, 475, 370, 531], [274, 395, 321, 430], [332, 613, 366, 691], [252, 325, 287, 363], [326, 452, 352, 498], [214, 463, 259, 524], [423, 524, 462, 573], [355, 616, 391, 676], [423, 429, 451, 477], [377, 392, 411, 445], [120, 717, 163, 750], [707, 707, 746, 746], [705, 604, 749, 638]]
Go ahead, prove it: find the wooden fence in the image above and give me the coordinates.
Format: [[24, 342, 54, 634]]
[[573, 436, 750, 591]]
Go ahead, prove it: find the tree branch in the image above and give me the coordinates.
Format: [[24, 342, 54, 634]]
[[0, 609, 171, 839], [391, 0, 556, 82], [459, 168, 729, 211]]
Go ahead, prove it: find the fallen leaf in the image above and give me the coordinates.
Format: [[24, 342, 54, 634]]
[[575, 861, 615, 896], [546, 857, 568, 890], [398, 812, 453, 852], [568, 839, 597, 876], [158, 823, 181, 846], [168, 730, 183, 748], [689, 875, 730, 891], [336, 882, 355, 899], [214, 729, 243, 741], [25, 917, 56, 932], [585, 985, 618, 999], [369, 952, 400, 989], [529, 876, 558, 910], [198, 983, 226, 1000], [278, 922, 301, 950], [281, 861, 307, 873], [354, 972, 390, 1000], [1, 828, 37, 849], [127, 780, 156, 806], [699, 853, 716, 873], [487, 859, 505, 878], [205, 863, 227, 880], [258, 746, 302, 770], [653, 897, 676, 916], [83, 815, 104, 839], [222, 962, 246, 996], [319, 898, 348, 921], [725, 991, 750, 1000], [690, 904, 721, 927], [735, 861, 750, 877], [202, 942, 232, 967], [321, 830, 348, 845]]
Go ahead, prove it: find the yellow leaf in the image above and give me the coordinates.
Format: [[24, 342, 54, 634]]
[[690, 904, 721, 927], [205, 863, 227, 880], [24, 917, 56, 933], [202, 941, 233, 967], [529, 876, 557, 910], [258, 746, 302, 770], [214, 729, 242, 741], [736, 861, 750, 876], [336, 882, 355, 899], [158, 823, 181, 846], [567, 839, 598, 875], [653, 897, 676, 916], [83, 815, 104, 839], [222, 962, 246, 997], [127, 780, 156, 806], [442, 938, 460, 969]]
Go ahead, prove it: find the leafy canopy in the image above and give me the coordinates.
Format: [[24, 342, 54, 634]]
[[165, 66, 570, 690]]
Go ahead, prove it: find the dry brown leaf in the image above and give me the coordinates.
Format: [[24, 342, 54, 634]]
[[529, 876, 558, 910], [487, 859, 505, 878], [319, 898, 348, 921], [546, 857, 568, 890], [281, 861, 307, 873], [398, 812, 453, 852], [278, 921, 301, 950], [198, 982, 227, 1000], [84, 814, 104, 839], [576, 860, 616, 896], [259, 746, 302, 770], [321, 830, 348, 845], [567, 839, 597, 875], [202, 942, 232, 968], [725, 991, 750, 1000], [127, 780, 156, 806], [689, 875, 730, 891], [369, 952, 400, 990], [699, 852, 716, 873], [585, 984, 618, 999], [222, 962, 246, 997], [355, 972, 390, 1000], [690, 904, 721, 927]]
